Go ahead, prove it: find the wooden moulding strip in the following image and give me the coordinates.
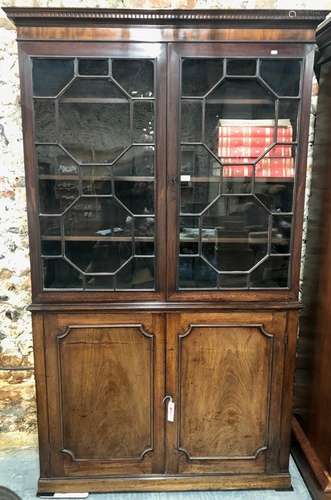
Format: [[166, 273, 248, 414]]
[[292, 416, 331, 493], [38, 473, 292, 494]]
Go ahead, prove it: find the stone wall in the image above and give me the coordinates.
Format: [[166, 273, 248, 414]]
[[0, 0, 329, 450]]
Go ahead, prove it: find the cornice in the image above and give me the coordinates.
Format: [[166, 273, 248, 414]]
[[3, 7, 329, 29], [316, 14, 331, 50]]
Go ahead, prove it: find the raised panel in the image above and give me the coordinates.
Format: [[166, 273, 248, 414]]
[[178, 324, 272, 460], [44, 312, 165, 477], [166, 311, 286, 475], [58, 324, 153, 461]]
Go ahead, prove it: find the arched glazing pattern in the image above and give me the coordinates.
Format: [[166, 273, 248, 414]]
[[178, 56, 302, 290], [33, 57, 155, 290]]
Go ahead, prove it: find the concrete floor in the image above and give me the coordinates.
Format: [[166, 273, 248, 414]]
[[0, 448, 311, 500]]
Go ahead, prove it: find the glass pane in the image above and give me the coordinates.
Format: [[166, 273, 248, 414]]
[[115, 181, 154, 214], [227, 59, 256, 76], [82, 179, 112, 195], [201, 196, 268, 272], [63, 78, 125, 99], [86, 275, 114, 289], [180, 216, 199, 241], [41, 241, 62, 256], [112, 59, 154, 97], [181, 145, 220, 177], [181, 181, 219, 214], [78, 59, 109, 76], [182, 58, 223, 96], [43, 258, 82, 289], [135, 242, 154, 256], [219, 273, 248, 288], [206, 81, 275, 155], [63, 197, 131, 237], [117, 258, 154, 289], [65, 241, 132, 273], [37, 145, 79, 176], [178, 257, 217, 289], [278, 100, 299, 141], [34, 100, 56, 143], [260, 59, 301, 96], [249, 256, 290, 288], [133, 102, 154, 143], [113, 146, 154, 176], [39, 179, 79, 214], [40, 216, 61, 236], [33, 58, 74, 96], [181, 101, 202, 142], [59, 102, 130, 163], [271, 214, 292, 254], [222, 164, 253, 195], [135, 217, 154, 237]]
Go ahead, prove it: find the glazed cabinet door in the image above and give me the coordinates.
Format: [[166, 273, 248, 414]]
[[20, 42, 166, 302], [43, 312, 165, 477], [167, 42, 312, 302], [165, 311, 289, 474]]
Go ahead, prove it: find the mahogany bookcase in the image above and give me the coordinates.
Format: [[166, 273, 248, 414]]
[[4, 7, 327, 495]]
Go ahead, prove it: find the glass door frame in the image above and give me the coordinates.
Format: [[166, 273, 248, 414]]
[[166, 42, 314, 302], [19, 41, 167, 303]]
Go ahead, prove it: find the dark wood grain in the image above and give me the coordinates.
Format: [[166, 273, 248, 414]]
[[293, 17, 331, 500], [44, 312, 165, 477]]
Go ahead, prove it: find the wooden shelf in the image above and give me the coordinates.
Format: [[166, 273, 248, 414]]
[[41, 235, 154, 242], [206, 98, 274, 105], [180, 236, 288, 244], [180, 176, 294, 183], [39, 175, 154, 182]]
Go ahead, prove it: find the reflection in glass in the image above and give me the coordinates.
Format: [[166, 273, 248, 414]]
[[37, 145, 78, 176], [39, 179, 79, 214], [180, 181, 219, 214], [227, 59, 256, 76], [33, 58, 74, 97], [59, 102, 130, 163], [112, 59, 154, 97], [181, 101, 202, 142], [63, 78, 125, 99], [219, 273, 248, 288], [178, 257, 217, 289], [113, 146, 154, 176], [40, 216, 61, 236], [78, 59, 109, 76], [201, 196, 268, 272], [181, 146, 220, 177], [260, 59, 301, 96], [86, 276, 114, 289], [115, 181, 154, 214], [117, 258, 154, 289], [182, 58, 223, 96], [34, 100, 56, 143], [133, 102, 154, 143], [43, 258, 82, 289], [65, 241, 131, 273], [63, 197, 131, 237], [249, 256, 290, 288], [271, 214, 292, 254], [41, 241, 62, 256]]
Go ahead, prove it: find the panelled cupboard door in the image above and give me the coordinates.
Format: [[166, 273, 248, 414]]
[[43, 312, 165, 477], [165, 311, 287, 474]]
